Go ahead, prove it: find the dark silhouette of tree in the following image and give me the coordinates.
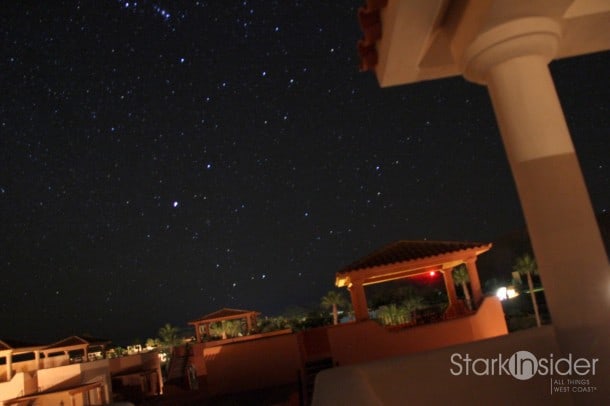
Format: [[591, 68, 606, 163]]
[[321, 290, 347, 325], [453, 265, 472, 310], [513, 253, 541, 327], [158, 323, 181, 348], [209, 320, 242, 340]]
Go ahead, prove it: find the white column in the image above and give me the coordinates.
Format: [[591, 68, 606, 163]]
[[460, 17, 610, 400]]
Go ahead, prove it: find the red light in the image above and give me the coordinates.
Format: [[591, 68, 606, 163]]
[[429, 271, 436, 277]]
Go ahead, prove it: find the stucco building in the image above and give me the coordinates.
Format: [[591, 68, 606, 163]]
[[0, 336, 163, 406]]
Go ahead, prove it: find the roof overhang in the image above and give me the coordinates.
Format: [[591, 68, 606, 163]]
[[188, 308, 261, 325], [336, 243, 491, 288], [362, 0, 610, 87]]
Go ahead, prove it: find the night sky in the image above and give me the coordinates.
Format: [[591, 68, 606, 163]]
[[1, 1, 608, 345]]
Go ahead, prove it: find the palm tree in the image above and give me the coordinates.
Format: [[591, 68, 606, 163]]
[[257, 316, 290, 333], [209, 320, 243, 340], [402, 295, 424, 319], [453, 265, 472, 310], [156, 323, 181, 364], [158, 323, 181, 348], [376, 304, 409, 325], [145, 337, 159, 349], [513, 253, 541, 327], [321, 290, 347, 325]]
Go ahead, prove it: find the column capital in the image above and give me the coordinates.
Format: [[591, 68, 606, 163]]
[[464, 256, 477, 264], [460, 17, 561, 84]]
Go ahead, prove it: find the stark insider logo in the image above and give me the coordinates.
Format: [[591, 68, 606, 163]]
[[450, 351, 599, 380]]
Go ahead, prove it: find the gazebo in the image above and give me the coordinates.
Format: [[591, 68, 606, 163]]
[[0, 336, 111, 381], [0, 339, 43, 381], [189, 308, 260, 342], [40, 335, 112, 364], [335, 240, 491, 321]]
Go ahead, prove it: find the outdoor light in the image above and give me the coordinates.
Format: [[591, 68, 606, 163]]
[[429, 271, 436, 277], [506, 287, 518, 299], [496, 286, 519, 301], [496, 287, 508, 300]]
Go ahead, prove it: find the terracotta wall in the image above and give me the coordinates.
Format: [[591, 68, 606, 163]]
[[188, 342, 207, 377], [108, 351, 159, 374], [314, 326, 571, 405], [327, 297, 508, 366], [193, 299, 506, 395], [469, 295, 508, 337], [202, 332, 300, 395]]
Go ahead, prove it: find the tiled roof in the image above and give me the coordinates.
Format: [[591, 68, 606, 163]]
[[189, 308, 260, 323], [43, 335, 111, 350], [0, 339, 39, 351], [339, 240, 490, 273], [357, 0, 388, 71]]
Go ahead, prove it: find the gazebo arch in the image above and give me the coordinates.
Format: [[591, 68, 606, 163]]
[[41, 335, 112, 365], [335, 240, 492, 321], [188, 308, 260, 342], [0, 340, 43, 381]]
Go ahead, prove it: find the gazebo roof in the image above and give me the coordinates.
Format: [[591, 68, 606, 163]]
[[189, 308, 260, 324], [340, 240, 490, 272], [336, 240, 491, 286], [0, 339, 42, 354], [42, 335, 111, 351], [0, 339, 39, 351]]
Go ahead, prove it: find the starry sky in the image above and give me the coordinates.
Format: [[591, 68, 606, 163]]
[[1, 1, 608, 345]]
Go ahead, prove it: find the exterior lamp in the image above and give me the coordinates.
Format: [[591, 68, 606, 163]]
[[496, 286, 519, 301]]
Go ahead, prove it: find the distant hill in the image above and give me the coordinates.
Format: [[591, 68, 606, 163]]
[[478, 211, 610, 292]]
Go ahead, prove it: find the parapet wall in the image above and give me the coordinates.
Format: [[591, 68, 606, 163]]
[[193, 297, 507, 396], [202, 331, 300, 395], [327, 296, 507, 366]]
